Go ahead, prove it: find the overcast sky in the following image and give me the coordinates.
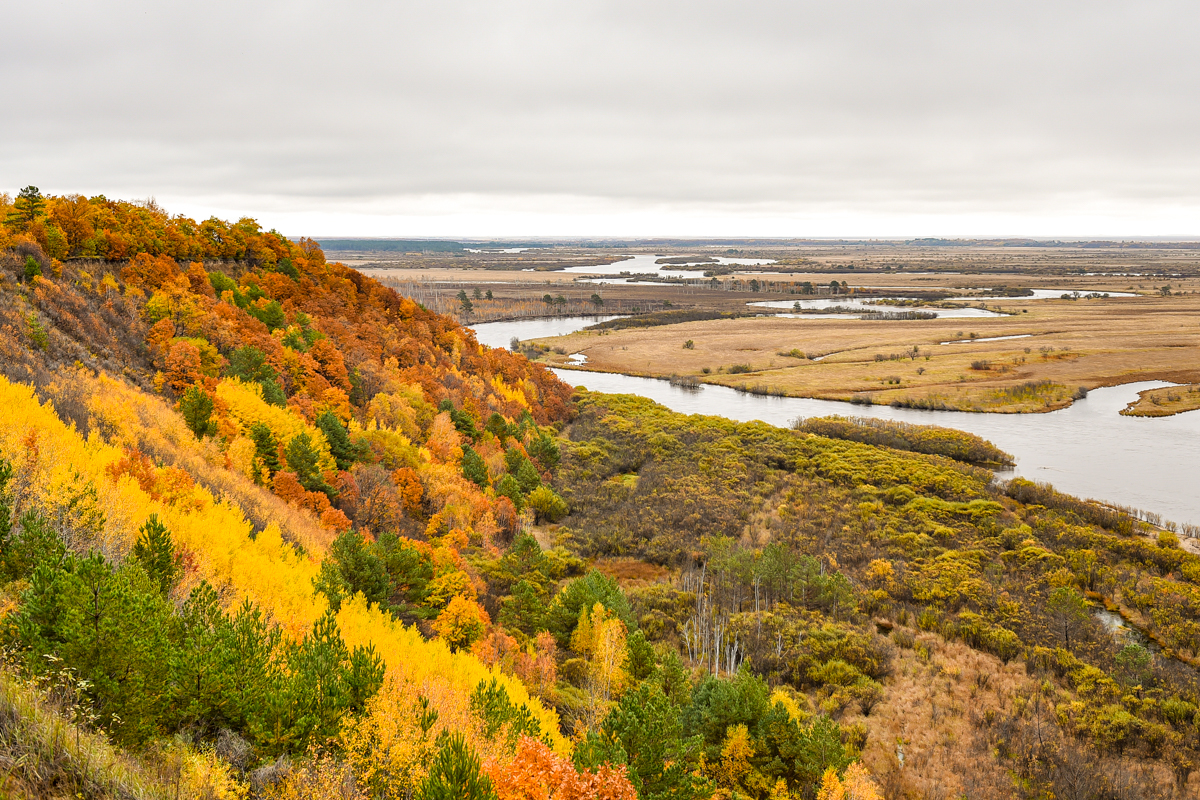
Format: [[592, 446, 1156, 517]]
[[3, 1, 1198, 237]]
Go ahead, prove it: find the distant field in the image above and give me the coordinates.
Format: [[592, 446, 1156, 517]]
[[528, 293, 1200, 413], [355, 244, 1200, 413], [335, 239, 1200, 278]]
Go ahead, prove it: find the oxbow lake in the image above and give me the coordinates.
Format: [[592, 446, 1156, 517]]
[[470, 317, 1200, 528]]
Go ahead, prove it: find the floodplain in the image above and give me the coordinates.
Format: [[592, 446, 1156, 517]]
[[335, 241, 1200, 415]]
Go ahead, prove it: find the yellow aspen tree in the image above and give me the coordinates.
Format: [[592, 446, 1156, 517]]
[[816, 768, 847, 800], [841, 763, 882, 800], [717, 724, 754, 793], [570, 603, 629, 731]]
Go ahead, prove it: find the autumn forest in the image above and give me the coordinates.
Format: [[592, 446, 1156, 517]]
[[2, 187, 1200, 800]]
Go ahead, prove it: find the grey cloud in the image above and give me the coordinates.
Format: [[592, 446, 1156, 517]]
[[3, 0, 1199, 231]]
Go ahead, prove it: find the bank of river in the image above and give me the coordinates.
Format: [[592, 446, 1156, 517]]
[[470, 317, 1200, 528]]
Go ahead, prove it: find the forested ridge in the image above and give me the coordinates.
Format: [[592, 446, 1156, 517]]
[[0, 188, 1197, 799]]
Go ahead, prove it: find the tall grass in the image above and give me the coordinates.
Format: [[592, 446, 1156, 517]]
[[0, 666, 168, 799]]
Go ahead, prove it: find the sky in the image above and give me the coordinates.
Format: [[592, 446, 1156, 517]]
[[3, 1, 1199, 238]]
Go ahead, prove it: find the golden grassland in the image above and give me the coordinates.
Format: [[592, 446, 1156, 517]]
[[1121, 383, 1200, 417], [529, 294, 1200, 413]]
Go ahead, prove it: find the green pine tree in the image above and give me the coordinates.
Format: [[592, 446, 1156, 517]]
[[15, 552, 175, 745], [250, 299, 287, 331], [498, 580, 548, 636], [6, 185, 46, 228], [495, 473, 524, 511], [485, 412, 509, 441], [180, 385, 216, 438], [249, 422, 281, 481], [23, 256, 42, 282], [461, 445, 489, 487], [260, 377, 287, 406], [0, 458, 12, 553], [285, 432, 335, 499], [575, 681, 710, 800], [313, 529, 390, 612], [528, 432, 561, 470], [283, 611, 384, 746], [131, 514, 179, 595], [0, 510, 65, 582], [316, 410, 365, 471], [515, 458, 542, 493], [418, 733, 497, 800]]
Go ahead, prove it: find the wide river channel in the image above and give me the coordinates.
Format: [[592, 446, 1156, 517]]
[[471, 317, 1200, 528]]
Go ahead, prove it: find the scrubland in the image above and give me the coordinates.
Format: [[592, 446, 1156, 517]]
[[0, 190, 1198, 800]]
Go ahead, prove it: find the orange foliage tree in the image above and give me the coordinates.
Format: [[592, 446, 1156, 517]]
[[486, 735, 637, 800]]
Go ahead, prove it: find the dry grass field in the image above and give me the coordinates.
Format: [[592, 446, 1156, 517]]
[[350, 243, 1200, 414], [530, 293, 1200, 413]]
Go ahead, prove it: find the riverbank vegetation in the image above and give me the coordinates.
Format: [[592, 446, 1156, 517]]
[[791, 416, 1014, 467], [2, 190, 1199, 799], [1122, 384, 1200, 417]]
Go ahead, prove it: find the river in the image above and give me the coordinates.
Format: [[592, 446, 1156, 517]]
[[563, 254, 776, 280], [750, 298, 1004, 319], [470, 317, 1200, 528]]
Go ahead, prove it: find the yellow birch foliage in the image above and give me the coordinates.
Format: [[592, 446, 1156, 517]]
[[570, 603, 629, 732], [179, 747, 248, 800], [216, 378, 335, 473], [81, 371, 334, 556], [334, 596, 565, 750], [433, 594, 491, 650], [341, 668, 513, 797], [366, 387, 424, 439], [226, 434, 258, 480], [815, 764, 881, 800], [425, 411, 463, 464], [0, 377, 566, 751], [490, 375, 530, 409], [717, 724, 755, 793], [841, 763, 883, 800], [816, 768, 847, 800], [261, 753, 364, 800]]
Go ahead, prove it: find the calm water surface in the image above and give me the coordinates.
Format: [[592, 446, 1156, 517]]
[[471, 316, 625, 349], [563, 254, 775, 278], [750, 298, 1005, 319], [471, 318, 1200, 526]]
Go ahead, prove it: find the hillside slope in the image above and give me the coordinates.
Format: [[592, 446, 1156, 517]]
[[1, 190, 1197, 800]]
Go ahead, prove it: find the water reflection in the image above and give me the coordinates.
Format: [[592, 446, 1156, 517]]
[[471, 316, 626, 349], [1094, 608, 1160, 653], [750, 298, 1005, 319]]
